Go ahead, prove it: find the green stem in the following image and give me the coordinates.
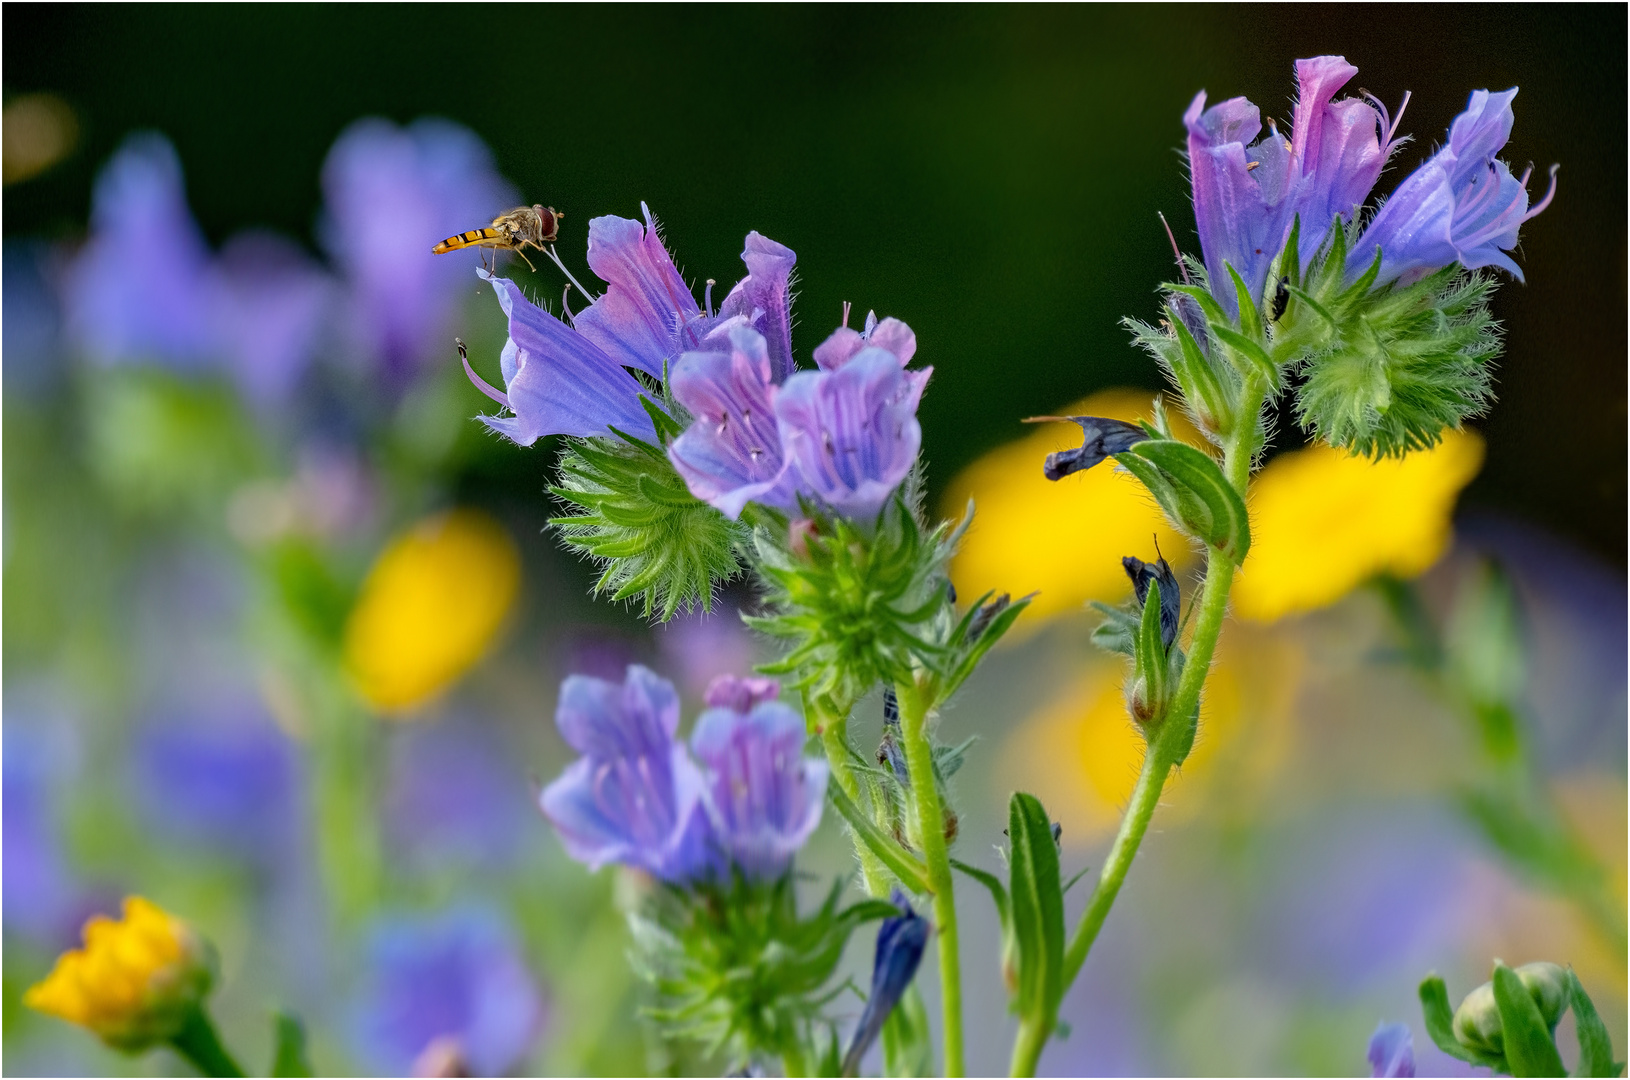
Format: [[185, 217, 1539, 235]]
[[169, 1008, 245, 1078], [827, 782, 930, 893], [1009, 1016, 1051, 1079], [813, 697, 891, 897], [781, 1035, 810, 1078], [897, 680, 964, 1077]]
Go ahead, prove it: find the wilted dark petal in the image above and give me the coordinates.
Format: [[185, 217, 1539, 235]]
[[1367, 1022, 1415, 1078], [776, 350, 928, 522], [842, 889, 930, 1077], [573, 204, 700, 378], [690, 701, 827, 880], [1122, 555, 1180, 651], [477, 273, 657, 445], [667, 326, 796, 519], [714, 232, 798, 382], [1042, 416, 1146, 481], [701, 674, 782, 712]]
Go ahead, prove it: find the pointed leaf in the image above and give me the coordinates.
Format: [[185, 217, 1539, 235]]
[[1493, 962, 1567, 1077], [1211, 324, 1282, 389], [1568, 969, 1620, 1078], [1115, 440, 1250, 563], [1420, 974, 1507, 1070], [1008, 793, 1065, 1030], [270, 1012, 314, 1078], [1226, 263, 1263, 340], [1135, 578, 1170, 714]]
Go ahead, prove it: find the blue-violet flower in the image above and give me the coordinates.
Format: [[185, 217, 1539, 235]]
[[841, 888, 929, 1077], [1367, 1021, 1416, 1078]]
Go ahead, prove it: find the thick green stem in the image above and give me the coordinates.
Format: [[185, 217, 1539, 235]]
[[169, 1009, 245, 1078], [813, 698, 891, 897], [897, 681, 964, 1077], [1008, 1015, 1052, 1079]]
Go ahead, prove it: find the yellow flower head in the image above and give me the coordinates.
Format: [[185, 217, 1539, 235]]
[[24, 896, 214, 1050], [1233, 430, 1485, 623], [942, 389, 1197, 631], [343, 508, 521, 714]]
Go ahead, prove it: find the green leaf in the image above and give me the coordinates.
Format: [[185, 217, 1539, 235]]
[[826, 782, 929, 893], [269, 1012, 314, 1078], [1088, 601, 1138, 656], [1226, 263, 1263, 340], [1420, 974, 1507, 1070], [1131, 578, 1170, 720], [1008, 793, 1065, 1031], [1167, 311, 1230, 424], [1494, 961, 1567, 1077], [1114, 440, 1250, 563], [1568, 969, 1621, 1077], [950, 858, 1010, 931], [881, 985, 935, 1077], [1211, 324, 1282, 389]]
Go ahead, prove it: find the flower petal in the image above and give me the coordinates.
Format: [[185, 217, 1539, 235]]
[[715, 232, 798, 382], [572, 204, 699, 377]]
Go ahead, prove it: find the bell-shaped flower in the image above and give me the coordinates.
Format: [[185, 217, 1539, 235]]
[[539, 666, 713, 882], [713, 232, 798, 382], [667, 325, 797, 519], [811, 310, 917, 372], [776, 326, 930, 523], [571, 205, 702, 378], [464, 271, 658, 445], [320, 117, 515, 379], [1349, 89, 1556, 286], [689, 679, 828, 881]]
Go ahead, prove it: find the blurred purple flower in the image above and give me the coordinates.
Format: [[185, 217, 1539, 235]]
[[3, 730, 79, 945], [319, 117, 515, 379], [1349, 89, 1556, 286], [702, 673, 782, 713], [539, 665, 713, 881], [350, 905, 546, 1077], [713, 232, 798, 382], [1368, 1022, 1416, 1077], [657, 607, 758, 702], [667, 325, 797, 519], [465, 270, 658, 444], [5, 241, 65, 397], [62, 132, 217, 370], [129, 702, 300, 857], [689, 682, 827, 880], [775, 342, 930, 523], [811, 310, 916, 372], [842, 888, 929, 1077], [62, 132, 332, 401], [384, 715, 531, 870], [1185, 56, 1405, 316]]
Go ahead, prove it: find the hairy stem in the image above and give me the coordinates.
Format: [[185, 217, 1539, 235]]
[[813, 697, 891, 897], [897, 680, 964, 1077]]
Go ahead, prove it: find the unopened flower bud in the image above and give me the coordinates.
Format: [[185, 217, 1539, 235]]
[[788, 517, 819, 560], [24, 897, 216, 1051], [1452, 961, 1568, 1055], [841, 889, 929, 1077]]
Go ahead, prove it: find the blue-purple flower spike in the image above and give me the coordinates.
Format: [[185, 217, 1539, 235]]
[[689, 677, 828, 881], [539, 666, 712, 882], [1041, 416, 1146, 481], [1367, 1021, 1416, 1078], [841, 888, 930, 1078], [466, 271, 658, 445]]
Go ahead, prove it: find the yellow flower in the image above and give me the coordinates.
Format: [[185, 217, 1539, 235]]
[[1233, 430, 1485, 623], [343, 508, 521, 713], [24, 897, 214, 1050], [942, 389, 1197, 631]]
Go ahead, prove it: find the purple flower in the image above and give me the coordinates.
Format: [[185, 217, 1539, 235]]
[[571, 205, 702, 378], [212, 232, 333, 404], [1185, 56, 1404, 316], [842, 889, 929, 1077], [667, 325, 797, 518], [349, 905, 546, 1077], [775, 340, 930, 523], [539, 665, 712, 881], [463, 271, 658, 444], [1368, 1021, 1416, 1077], [1349, 89, 1556, 286], [319, 117, 516, 379], [384, 714, 532, 870], [62, 133, 217, 370], [3, 729, 80, 947], [689, 682, 827, 881], [715, 232, 798, 382], [811, 311, 917, 372], [702, 673, 783, 713]]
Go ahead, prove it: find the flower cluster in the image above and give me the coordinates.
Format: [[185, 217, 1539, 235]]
[[539, 666, 827, 883]]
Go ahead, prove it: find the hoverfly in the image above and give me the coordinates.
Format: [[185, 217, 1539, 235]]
[[432, 204, 561, 271]]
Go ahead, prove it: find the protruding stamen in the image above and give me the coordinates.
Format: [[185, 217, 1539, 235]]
[[1157, 211, 1192, 285], [457, 338, 511, 409], [704, 278, 716, 318], [1246, 161, 1261, 172], [1524, 164, 1559, 221], [546, 245, 598, 304], [841, 300, 852, 328]]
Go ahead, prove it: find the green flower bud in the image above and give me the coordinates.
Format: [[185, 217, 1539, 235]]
[[1452, 961, 1569, 1054]]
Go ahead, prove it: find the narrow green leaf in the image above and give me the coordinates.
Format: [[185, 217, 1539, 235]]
[[1116, 440, 1250, 563], [1420, 974, 1506, 1069], [1135, 578, 1169, 713], [1493, 962, 1567, 1077], [1211, 323, 1282, 389], [270, 1012, 314, 1078], [826, 782, 929, 893], [1226, 263, 1263, 340], [1008, 793, 1065, 1029], [950, 858, 1010, 931], [1567, 969, 1619, 1078], [1168, 283, 1231, 327], [1282, 214, 1303, 286], [1168, 312, 1230, 422]]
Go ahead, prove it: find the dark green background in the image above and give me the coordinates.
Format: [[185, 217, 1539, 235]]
[[7, 3, 1625, 563]]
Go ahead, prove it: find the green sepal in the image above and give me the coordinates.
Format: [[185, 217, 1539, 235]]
[[1420, 974, 1507, 1070], [550, 432, 743, 620], [1166, 311, 1232, 430], [1088, 600, 1138, 656], [1225, 264, 1263, 341], [1008, 793, 1065, 1034], [1128, 578, 1171, 722], [826, 781, 930, 893], [1114, 440, 1251, 563], [1567, 968, 1623, 1078], [1493, 961, 1568, 1077], [269, 1012, 314, 1078], [1211, 323, 1282, 390]]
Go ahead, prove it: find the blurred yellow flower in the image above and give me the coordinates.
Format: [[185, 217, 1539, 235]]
[[343, 508, 521, 713], [942, 388, 1197, 630], [998, 625, 1303, 843], [25, 897, 214, 1050], [1233, 430, 1485, 623]]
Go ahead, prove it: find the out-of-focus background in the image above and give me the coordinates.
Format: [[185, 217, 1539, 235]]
[[3, 5, 1623, 1077]]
